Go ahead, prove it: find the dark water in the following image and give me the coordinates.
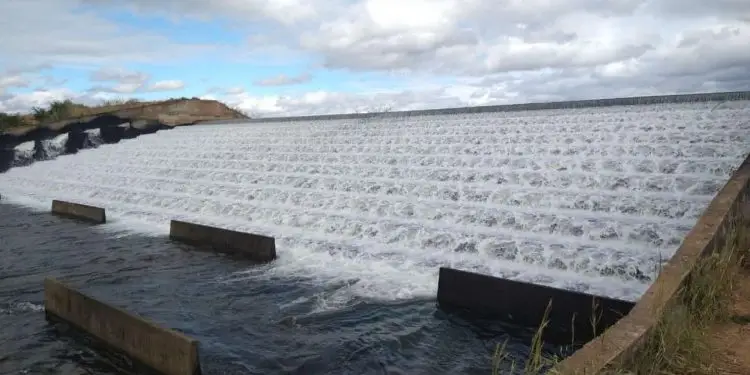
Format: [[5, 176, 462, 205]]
[[0, 203, 560, 375]]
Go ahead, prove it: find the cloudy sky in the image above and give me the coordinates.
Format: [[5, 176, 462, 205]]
[[1, 0, 749, 116]]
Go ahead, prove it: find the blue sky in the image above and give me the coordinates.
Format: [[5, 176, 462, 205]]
[[0, 0, 748, 116]]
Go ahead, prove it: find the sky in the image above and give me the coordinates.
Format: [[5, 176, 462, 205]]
[[0, 0, 749, 117]]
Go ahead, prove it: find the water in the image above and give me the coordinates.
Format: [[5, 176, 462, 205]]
[[0, 101, 749, 374], [2, 204, 546, 374]]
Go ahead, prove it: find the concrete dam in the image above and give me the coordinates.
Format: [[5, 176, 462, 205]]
[[0, 93, 749, 374]]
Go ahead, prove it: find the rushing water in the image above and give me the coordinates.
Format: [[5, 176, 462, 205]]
[[0, 101, 749, 374], [2, 203, 553, 375]]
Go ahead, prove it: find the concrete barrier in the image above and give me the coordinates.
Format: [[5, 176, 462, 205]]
[[553, 152, 750, 374], [437, 267, 635, 344], [44, 278, 201, 375], [51, 199, 106, 224], [169, 220, 276, 262]]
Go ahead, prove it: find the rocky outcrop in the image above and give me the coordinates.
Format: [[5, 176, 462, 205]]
[[0, 98, 247, 148], [0, 99, 248, 172]]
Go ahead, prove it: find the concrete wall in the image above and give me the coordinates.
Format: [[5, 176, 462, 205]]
[[201, 90, 750, 125], [44, 278, 201, 375], [169, 220, 276, 263], [437, 267, 635, 344], [553, 152, 750, 374], [51, 199, 106, 224]]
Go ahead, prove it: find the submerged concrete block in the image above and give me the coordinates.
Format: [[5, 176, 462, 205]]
[[169, 220, 276, 262], [51, 199, 106, 224], [44, 278, 201, 375], [437, 267, 635, 344]]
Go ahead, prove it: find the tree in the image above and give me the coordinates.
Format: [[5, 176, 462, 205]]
[[30, 99, 74, 123], [0, 112, 28, 132], [47, 99, 74, 121], [31, 106, 49, 122]]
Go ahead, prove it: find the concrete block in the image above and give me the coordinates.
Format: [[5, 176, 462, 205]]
[[169, 220, 276, 262], [44, 278, 201, 375], [437, 267, 635, 344], [51, 199, 106, 224]]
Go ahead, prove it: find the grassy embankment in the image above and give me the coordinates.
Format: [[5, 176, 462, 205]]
[[491, 214, 749, 375], [0, 97, 247, 134], [0, 98, 144, 133]]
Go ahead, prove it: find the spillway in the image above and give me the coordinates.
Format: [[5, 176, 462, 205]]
[[2, 100, 749, 374], [2, 101, 748, 305]]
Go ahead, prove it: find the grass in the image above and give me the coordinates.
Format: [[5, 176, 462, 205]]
[[490, 299, 605, 375], [489, 211, 749, 375], [611, 215, 748, 375], [0, 96, 232, 133], [491, 299, 572, 375]]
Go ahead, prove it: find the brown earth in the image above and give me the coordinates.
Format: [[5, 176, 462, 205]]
[[705, 258, 750, 375], [4, 98, 248, 136]]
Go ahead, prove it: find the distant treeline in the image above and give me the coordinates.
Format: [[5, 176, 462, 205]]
[[203, 90, 750, 125]]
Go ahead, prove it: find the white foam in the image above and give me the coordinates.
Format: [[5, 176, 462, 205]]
[[1, 101, 749, 309], [13, 141, 36, 162], [85, 128, 102, 147], [1, 301, 44, 314], [41, 133, 69, 159]]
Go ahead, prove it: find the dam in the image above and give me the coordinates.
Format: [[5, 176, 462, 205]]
[[0, 97, 748, 374]]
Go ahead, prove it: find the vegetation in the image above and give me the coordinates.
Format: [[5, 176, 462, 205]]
[[0, 98, 137, 133], [0, 112, 27, 132], [489, 215, 748, 375], [491, 301, 564, 375], [609, 217, 748, 375], [0, 96, 221, 133]]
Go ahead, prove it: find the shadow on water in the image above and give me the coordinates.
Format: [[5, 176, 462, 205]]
[[0, 122, 174, 174], [0, 202, 549, 375], [0, 149, 12, 173]]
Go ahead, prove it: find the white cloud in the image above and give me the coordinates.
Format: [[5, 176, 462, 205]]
[[0, 75, 30, 96], [1, 0, 749, 116], [253, 72, 312, 86], [87, 83, 142, 94], [84, 68, 185, 94], [148, 80, 186, 91], [0, 0, 216, 66], [0, 88, 77, 113], [82, 0, 322, 26], [90, 67, 151, 84]]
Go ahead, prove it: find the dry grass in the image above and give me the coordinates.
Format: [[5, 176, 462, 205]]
[[489, 212, 748, 375], [1, 99, 153, 132], [609, 217, 748, 375], [66, 98, 150, 118], [490, 300, 595, 374]]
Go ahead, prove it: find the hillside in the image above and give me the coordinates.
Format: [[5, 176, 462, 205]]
[[0, 97, 249, 136]]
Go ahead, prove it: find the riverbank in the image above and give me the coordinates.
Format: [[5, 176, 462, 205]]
[[0, 97, 248, 140], [608, 224, 749, 375], [489, 223, 749, 375], [0, 97, 249, 151]]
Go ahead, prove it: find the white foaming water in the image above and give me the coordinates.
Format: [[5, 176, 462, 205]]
[[1, 102, 749, 306], [0, 302, 44, 315], [12, 134, 69, 164], [42, 133, 69, 158], [85, 128, 102, 147], [13, 141, 36, 161]]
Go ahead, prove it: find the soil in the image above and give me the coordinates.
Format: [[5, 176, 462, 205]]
[[3, 98, 247, 135], [705, 261, 750, 375]]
